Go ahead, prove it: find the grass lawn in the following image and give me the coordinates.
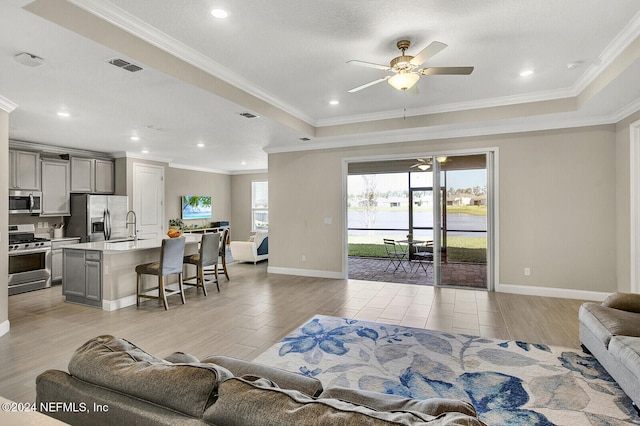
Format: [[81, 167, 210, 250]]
[[349, 236, 487, 263]]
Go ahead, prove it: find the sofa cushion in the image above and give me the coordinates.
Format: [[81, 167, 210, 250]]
[[579, 303, 640, 347], [164, 351, 200, 364], [204, 376, 486, 425], [602, 292, 640, 313], [68, 335, 233, 418], [608, 336, 640, 383], [257, 236, 268, 255], [201, 355, 323, 397], [319, 387, 477, 418]]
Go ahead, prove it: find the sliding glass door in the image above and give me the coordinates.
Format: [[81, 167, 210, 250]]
[[346, 151, 493, 290], [432, 154, 489, 289]]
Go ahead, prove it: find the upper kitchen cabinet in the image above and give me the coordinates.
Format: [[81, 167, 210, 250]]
[[41, 158, 71, 216], [70, 157, 114, 194], [9, 149, 41, 191]]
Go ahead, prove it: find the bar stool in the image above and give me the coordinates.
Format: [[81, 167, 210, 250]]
[[183, 232, 220, 295], [216, 228, 230, 281], [136, 237, 186, 310]]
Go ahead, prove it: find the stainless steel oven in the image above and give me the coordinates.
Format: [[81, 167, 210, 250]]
[[8, 225, 51, 295]]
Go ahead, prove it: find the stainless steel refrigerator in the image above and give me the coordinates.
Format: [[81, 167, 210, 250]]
[[66, 194, 129, 242]]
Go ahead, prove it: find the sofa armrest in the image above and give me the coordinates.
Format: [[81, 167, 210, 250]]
[[602, 292, 640, 313], [200, 355, 323, 397], [229, 241, 258, 261], [36, 370, 202, 425]]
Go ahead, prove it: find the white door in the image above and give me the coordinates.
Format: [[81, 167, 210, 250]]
[[133, 163, 164, 238]]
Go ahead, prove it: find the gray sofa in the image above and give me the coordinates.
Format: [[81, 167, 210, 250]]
[[579, 292, 640, 412], [36, 335, 486, 425]]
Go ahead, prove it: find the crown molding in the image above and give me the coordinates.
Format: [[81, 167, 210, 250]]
[[67, 0, 315, 126], [66, 0, 640, 133], [168, 162, 230, 175], [572, 9, 640, 95], [0, 95, 18, 113], [265, 113, 618, 155], [9, 139, 114, 158]]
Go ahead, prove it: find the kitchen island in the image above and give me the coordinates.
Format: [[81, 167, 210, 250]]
[[62, 235, 200, 310]]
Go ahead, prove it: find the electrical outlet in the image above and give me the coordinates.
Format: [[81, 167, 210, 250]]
[[38, 222, 43, 228], [524, 267, 531, 276], [301, 255, 306, 262]]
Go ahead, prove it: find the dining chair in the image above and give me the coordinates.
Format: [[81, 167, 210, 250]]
[[412, 241, 434, 274], [183, 232, 220, 295], [383, 238, 407, 272], [135, 237, 186, 310]]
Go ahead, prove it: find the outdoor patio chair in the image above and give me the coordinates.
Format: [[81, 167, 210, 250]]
[[383, 239, 408, 272], [411, 241, 434, 275]]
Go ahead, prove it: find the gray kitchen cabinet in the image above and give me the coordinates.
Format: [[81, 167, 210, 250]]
[[71, 157, 114, 193], [9, 149, 41, 190], [94, 159, 115, 193], [41, 158, 71, 216], [62, 249, 102, 307], [51, 238, 81, 282]]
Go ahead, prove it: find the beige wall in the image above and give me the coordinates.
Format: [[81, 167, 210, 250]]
[[0, 110, 8, 333], [164, 167, 231, 229], [269, 125, 620, 294], [230, 172, 268, 240]]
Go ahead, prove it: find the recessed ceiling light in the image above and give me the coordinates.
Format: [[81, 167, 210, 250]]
[[519, 69, 534, 77], [57, 111, 70, 118], [130, 136, 140, 141], [211, 8, 229, 19], [329, 100, 339, 105], [141, 149, 149, 154], [240, 160, 247, 165], [197, 143, 205, 148]]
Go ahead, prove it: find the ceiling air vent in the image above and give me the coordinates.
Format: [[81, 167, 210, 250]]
[[299, 137, 311, 141], [239, 112, 258, 118], [108, 58, 143, 72]]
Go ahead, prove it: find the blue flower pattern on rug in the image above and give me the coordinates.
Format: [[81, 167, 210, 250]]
[[254, 315, 640, 426]]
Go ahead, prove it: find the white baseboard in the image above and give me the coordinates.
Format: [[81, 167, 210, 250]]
[[496, 283, 611, 301], [102, 295, 137, 311], [0, 319, 10, 337], [267, 267, 345, 280], [102, 285, 187, 311]]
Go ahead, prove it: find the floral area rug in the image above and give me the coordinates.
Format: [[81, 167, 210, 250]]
[[253, 315, 639, 426]]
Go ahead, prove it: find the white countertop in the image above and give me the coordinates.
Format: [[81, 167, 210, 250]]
[[63, 235, 201, 253]]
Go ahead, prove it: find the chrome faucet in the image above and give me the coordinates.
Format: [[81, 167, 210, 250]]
[[126, 210, 138, 241]]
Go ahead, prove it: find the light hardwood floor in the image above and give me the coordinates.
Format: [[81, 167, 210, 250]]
[[0, 262, 586, 403]]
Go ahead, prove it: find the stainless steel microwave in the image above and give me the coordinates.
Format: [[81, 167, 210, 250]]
[[9, 190, 42, 215]]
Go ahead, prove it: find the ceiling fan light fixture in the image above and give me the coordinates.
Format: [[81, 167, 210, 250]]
[[417, 164, 430, 171], [388, 72, 419, 91]]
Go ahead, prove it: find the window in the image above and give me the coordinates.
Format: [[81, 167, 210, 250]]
[[252, 181, 268, 231]]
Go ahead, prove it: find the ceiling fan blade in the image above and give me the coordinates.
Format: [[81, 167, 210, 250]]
[[347, 60, 390, 71], [419, 66, 474, 76], [348, 76, 390, 93], [410, 41, 447, 66]]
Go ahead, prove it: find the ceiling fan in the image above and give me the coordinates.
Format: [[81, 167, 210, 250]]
[[347, 40, 474, 93], [410, 156, 448, 170]]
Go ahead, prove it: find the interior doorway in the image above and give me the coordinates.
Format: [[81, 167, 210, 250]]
[[346, 152, 493, 290]]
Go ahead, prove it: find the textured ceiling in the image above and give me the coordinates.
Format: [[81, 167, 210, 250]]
[[1, 0, 640, 172]]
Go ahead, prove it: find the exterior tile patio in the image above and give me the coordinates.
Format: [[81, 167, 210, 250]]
[[348, 256, 487, 289]]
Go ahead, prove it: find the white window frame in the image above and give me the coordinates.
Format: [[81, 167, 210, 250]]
[[251, 180, 268, 232]]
